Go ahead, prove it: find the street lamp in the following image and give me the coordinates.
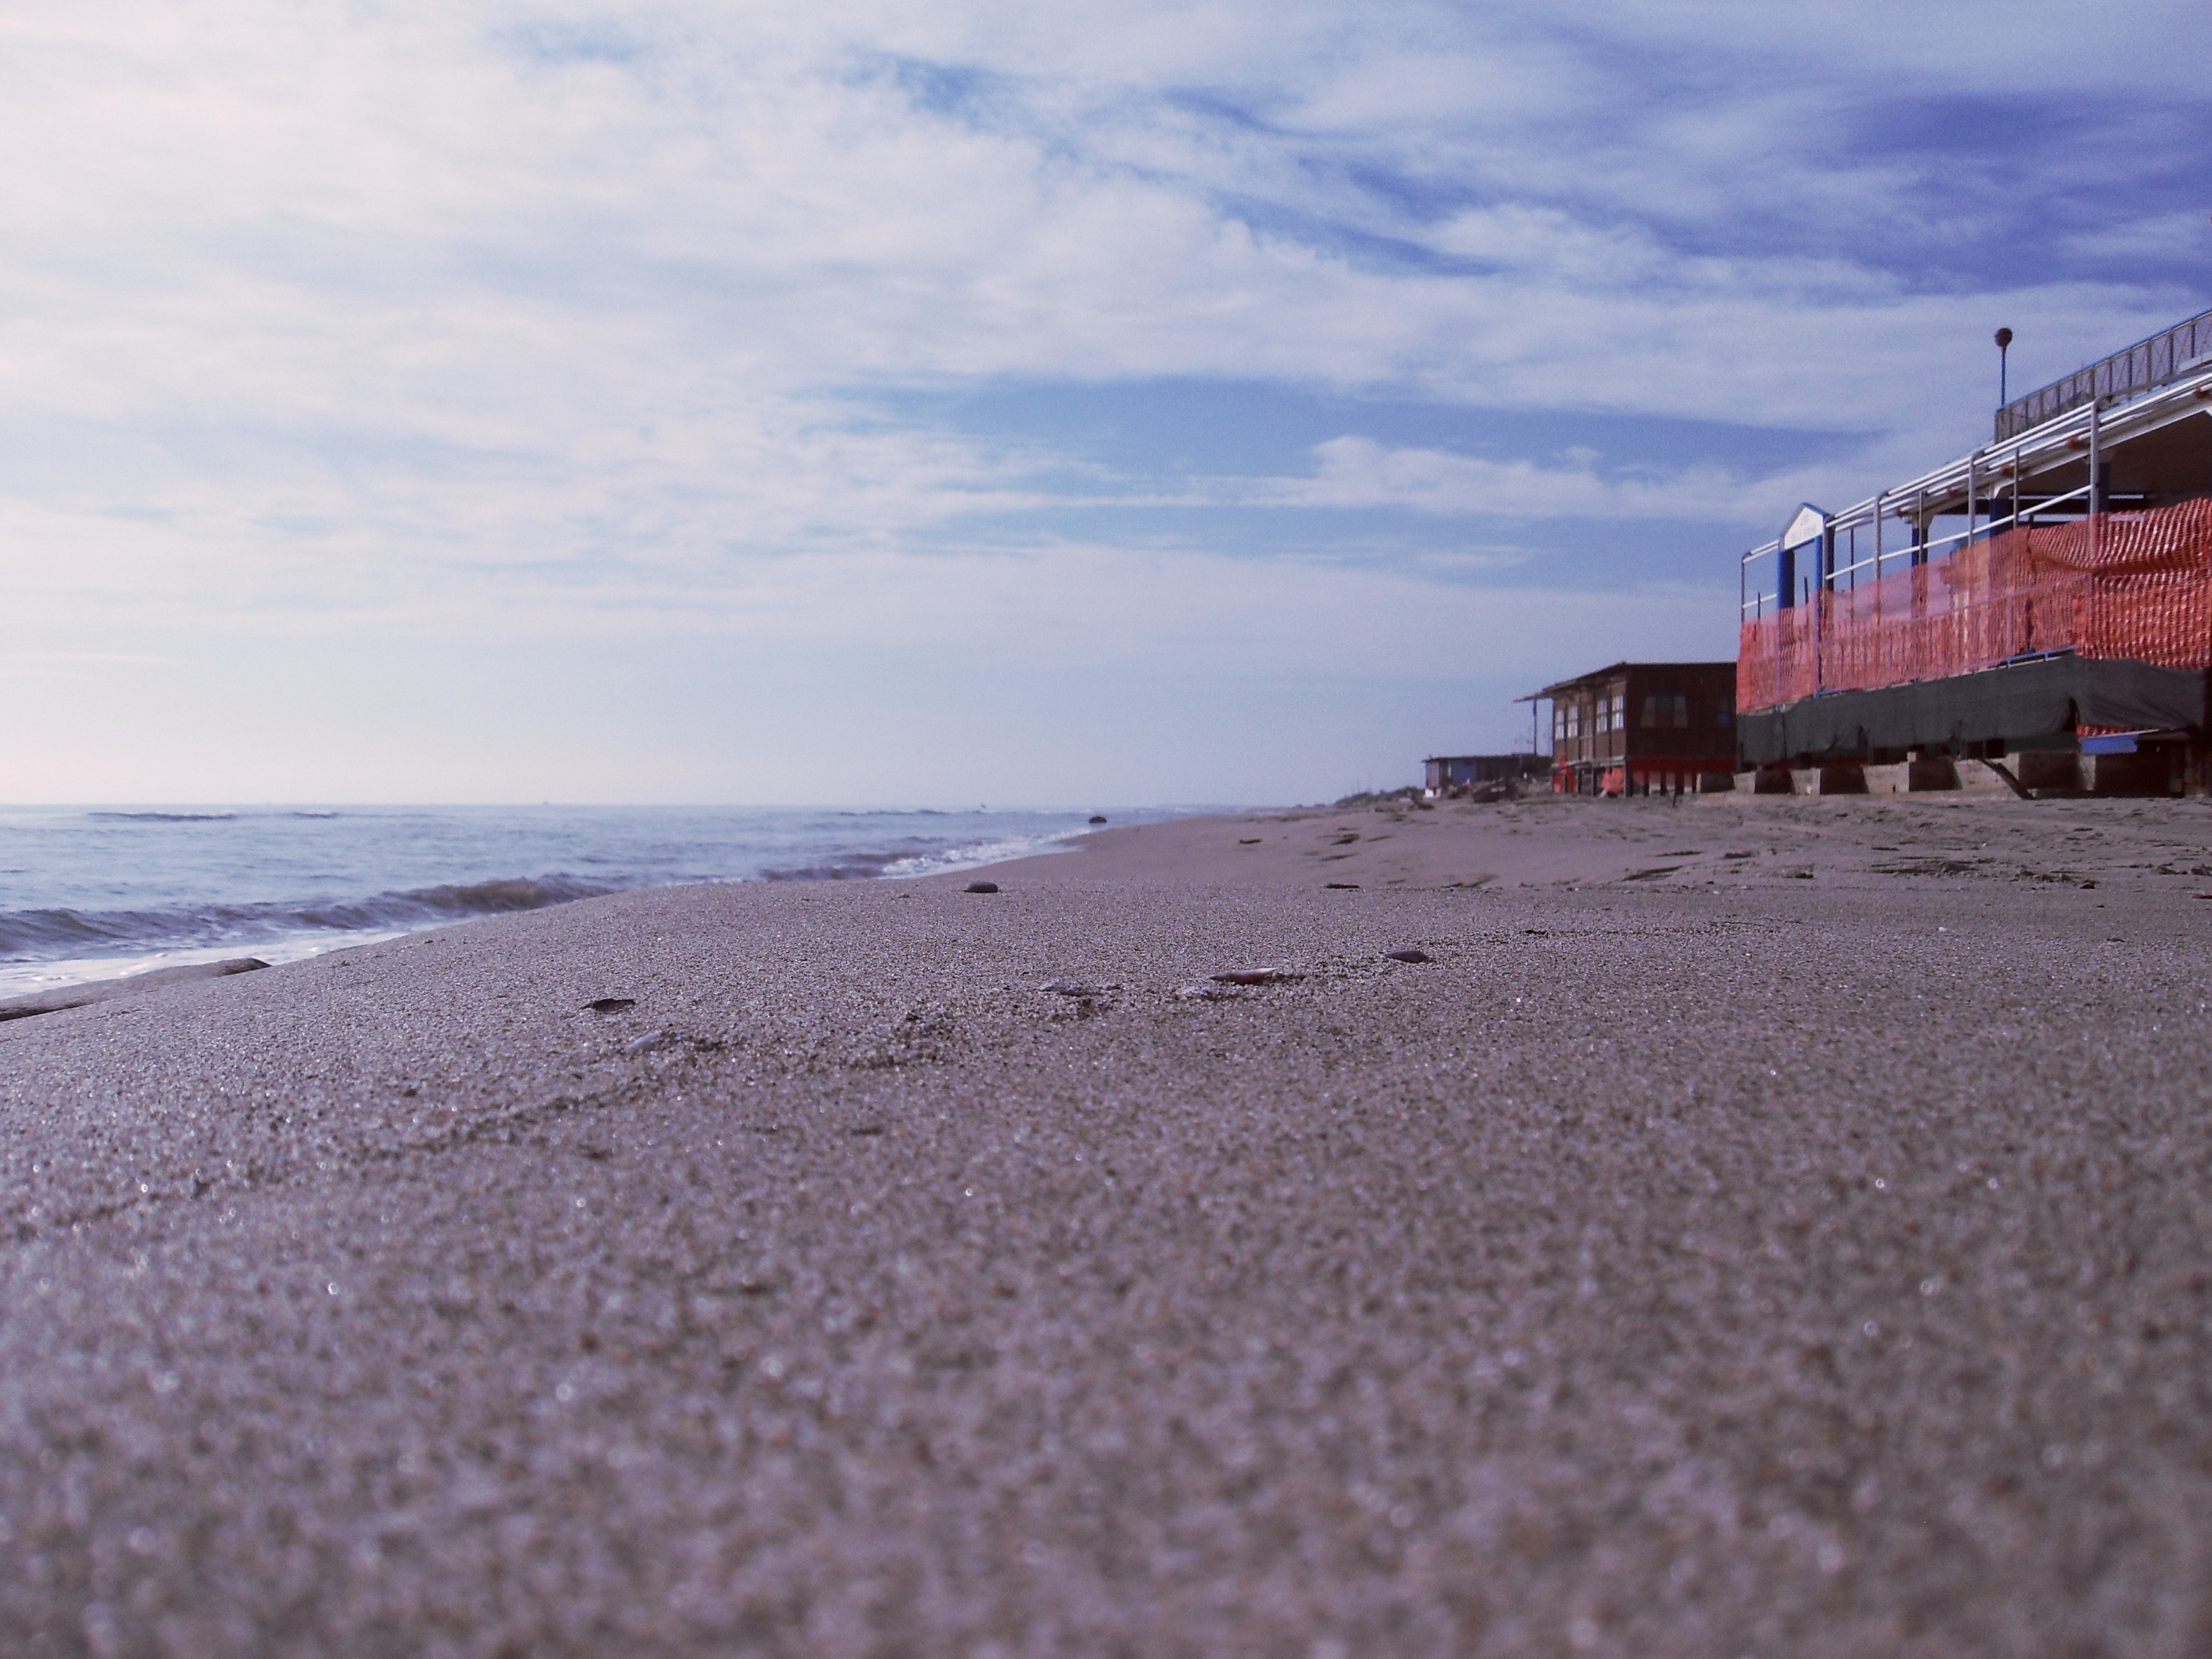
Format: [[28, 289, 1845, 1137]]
[[1995, 326, 2014, 407]]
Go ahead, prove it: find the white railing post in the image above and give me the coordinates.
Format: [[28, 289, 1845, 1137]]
[[2088, 396, 2102, 559]]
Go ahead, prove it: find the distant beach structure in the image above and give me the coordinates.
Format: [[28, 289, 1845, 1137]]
[[1732, 306, 2212, 798], [1419, 752, 1548, 800]]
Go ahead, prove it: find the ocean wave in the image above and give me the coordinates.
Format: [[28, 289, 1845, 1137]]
[[756, 851, 913, 881], [0, 874, 612, 960], [87, 811, 238, 823], [0, 806, 1179, 994], [0, 809, 1136, 977]]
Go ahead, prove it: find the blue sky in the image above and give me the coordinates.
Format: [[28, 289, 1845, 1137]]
[[2, 0, 2207, 803]]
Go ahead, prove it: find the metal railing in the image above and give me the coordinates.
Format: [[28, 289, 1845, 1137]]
[[1740, 474, 2096, 617], [1995, 306, 2212, 443], [1740, 355, 2212, 620]]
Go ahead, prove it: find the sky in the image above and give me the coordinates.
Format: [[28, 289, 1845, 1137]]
[[2, 0, 2208, 805]]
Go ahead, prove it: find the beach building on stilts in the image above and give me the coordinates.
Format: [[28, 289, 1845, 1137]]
[[1520, 662, 1739, 797], [1735, 307, 2212, 796]]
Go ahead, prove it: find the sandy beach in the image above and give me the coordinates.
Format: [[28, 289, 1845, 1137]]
[[4, 791, 2212, 1656]]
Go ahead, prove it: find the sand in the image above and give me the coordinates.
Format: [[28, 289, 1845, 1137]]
[[4, 791, 2211, 1656]]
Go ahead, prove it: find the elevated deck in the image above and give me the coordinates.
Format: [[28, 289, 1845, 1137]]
[[1996, 307, 2212, 444]]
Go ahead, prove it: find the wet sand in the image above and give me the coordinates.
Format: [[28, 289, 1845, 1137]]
[[4, 793, 2212, 1656]]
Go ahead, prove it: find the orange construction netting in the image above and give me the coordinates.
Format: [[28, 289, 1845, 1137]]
[[1738, 497, 2212, 714]]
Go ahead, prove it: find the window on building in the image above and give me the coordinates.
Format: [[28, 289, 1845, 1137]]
[[1641, 692, 1687, 728], [1716, 705, 1734, 728], [1565, 704, 1580, 739]]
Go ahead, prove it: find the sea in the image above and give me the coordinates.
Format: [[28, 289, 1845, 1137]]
[[0, 804, 1200, 999]]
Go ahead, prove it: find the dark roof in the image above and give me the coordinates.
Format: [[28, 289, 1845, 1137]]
[[1518, 661, 1737, 702]]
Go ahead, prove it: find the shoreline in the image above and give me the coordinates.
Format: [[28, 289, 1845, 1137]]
[[0, 811, 1161, 1007], [2, 797, 2208, 1649]]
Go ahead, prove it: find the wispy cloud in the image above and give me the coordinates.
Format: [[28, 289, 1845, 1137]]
[[1213, 437, 1844, 526]]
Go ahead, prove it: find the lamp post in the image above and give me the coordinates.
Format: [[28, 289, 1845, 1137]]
[[1995, 326, 2014, 408]]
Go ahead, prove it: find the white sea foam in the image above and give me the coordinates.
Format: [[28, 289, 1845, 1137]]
[[0, 933, 414, 1000], [877, 833, 1082, 879]]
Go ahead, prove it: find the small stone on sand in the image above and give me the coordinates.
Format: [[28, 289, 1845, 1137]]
[[1384, 949, 1431, 964], [1210, 969, 1302, 986], [965, 881, 1000, 894], [586, 997, 635, 1013]]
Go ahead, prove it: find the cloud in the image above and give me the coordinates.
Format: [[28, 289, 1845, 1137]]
[[0, 0, 2201, 796], [1232, 438, 1777, 523]]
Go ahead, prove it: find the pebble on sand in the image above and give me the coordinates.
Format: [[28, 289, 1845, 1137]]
[[965, 881, 1000, 894], [1210, 969, 1302, 986], [586, 997, 636, 1013], [1384, 949, 1431, 964]]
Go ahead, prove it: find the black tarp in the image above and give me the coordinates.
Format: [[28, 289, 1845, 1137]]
[[1737, 656, 2208, 766]]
